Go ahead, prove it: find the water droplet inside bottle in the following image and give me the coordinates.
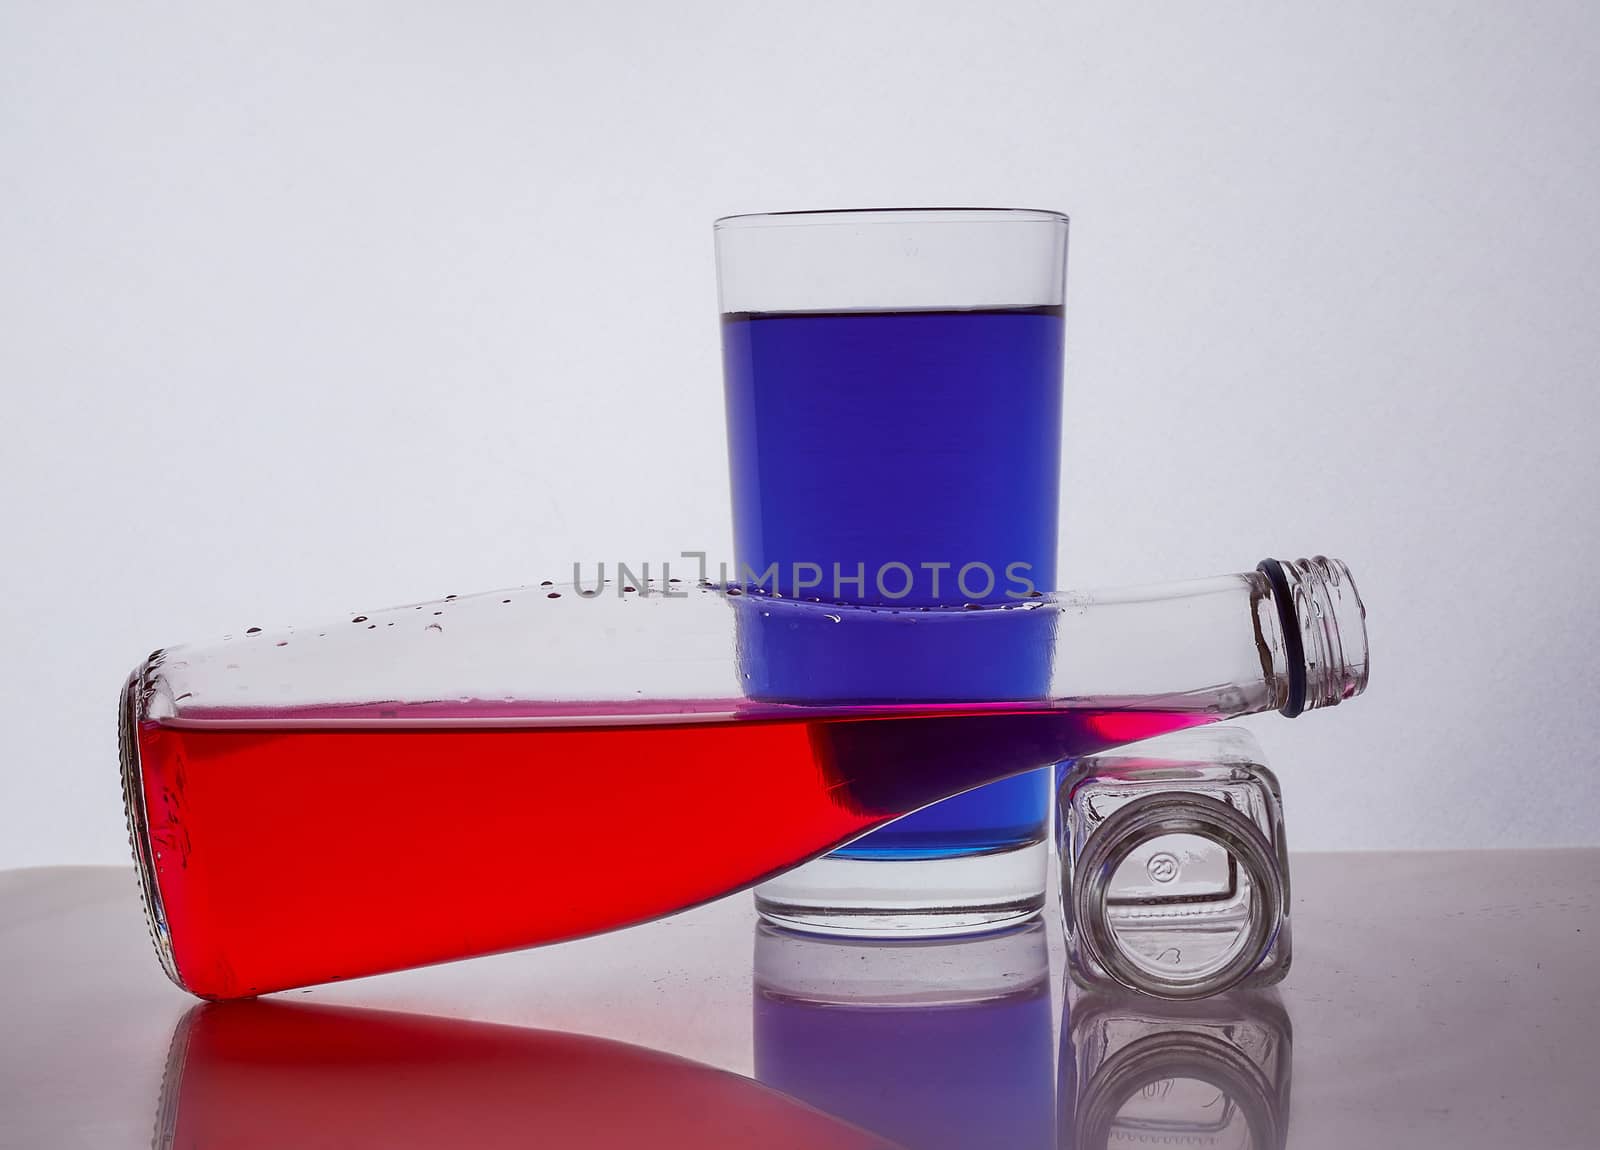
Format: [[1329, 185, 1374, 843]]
[[425, 623, 443, 633], [540, 581, 553, 588], [547, 592, 561, 599], [502, 599, 511, 604], [352, 616, 368, 623], [245, 627, 261, 634], [275, 641, 288, 647], [444, 594, 457, 601], [824, 614, 841, 623]]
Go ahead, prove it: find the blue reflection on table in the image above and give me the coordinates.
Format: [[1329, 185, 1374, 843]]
[[754, 920, 1055, 1150]]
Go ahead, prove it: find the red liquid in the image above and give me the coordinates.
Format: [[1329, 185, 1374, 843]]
[[167, 1001, 900, 1149], [136, 704, 1209, 998]]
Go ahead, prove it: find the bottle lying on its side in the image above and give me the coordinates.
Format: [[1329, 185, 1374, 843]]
[[120, 556, 1367, 999]]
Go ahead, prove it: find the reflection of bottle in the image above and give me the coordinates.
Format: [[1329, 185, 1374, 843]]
[[155, 1001, 898, 1150], [754, 922, 1054, 1150], [122, 556, 1367, 998], [1059, 988, 1293, 1150]]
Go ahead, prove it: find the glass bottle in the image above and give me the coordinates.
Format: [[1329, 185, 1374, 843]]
[[120, 556, 1366, 998], [1058, 726, 1291, 999], [1060, 988, 1293, 1150]]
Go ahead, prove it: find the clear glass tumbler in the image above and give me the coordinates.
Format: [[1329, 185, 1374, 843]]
[[718, 207, 1070, 936]]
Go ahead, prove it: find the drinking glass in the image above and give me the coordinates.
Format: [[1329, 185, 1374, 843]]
[[717, 207, 1069, 935]]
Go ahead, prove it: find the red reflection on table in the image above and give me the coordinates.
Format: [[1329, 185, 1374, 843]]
[[160, 1001, 902, 1149]]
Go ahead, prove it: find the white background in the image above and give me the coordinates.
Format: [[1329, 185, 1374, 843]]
[[2, 2, 1597, 867]]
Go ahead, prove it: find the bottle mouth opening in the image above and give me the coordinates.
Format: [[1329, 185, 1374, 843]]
[[1071, 793, 1284, 1000]]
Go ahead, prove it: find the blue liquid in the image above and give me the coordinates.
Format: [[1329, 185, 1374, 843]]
[[722, 307, 1063, 859], [755, 935, 1055, 1149]]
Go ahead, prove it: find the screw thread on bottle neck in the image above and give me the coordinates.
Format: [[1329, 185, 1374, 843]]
[[1287, 556, 1369, 712], [1260, 556, 1369, 715]]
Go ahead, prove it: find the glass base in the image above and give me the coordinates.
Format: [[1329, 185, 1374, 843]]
[[754, 839, 1048, 938]]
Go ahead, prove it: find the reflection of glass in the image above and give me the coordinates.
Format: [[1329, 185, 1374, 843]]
[[154, 1001, 898, 1149], [754, 921, 1055, 1149], [1058, 728, 1291, 999], [1059, 988, 1293, 1150]]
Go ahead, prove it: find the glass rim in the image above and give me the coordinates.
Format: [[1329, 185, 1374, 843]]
[[713, 206, 1069, 230]]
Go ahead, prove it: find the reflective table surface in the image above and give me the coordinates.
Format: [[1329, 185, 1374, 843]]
[[2, 851, 1595, 1148]]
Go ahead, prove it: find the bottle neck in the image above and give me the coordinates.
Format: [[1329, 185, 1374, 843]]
[[1051, 555, 1368, 720]]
